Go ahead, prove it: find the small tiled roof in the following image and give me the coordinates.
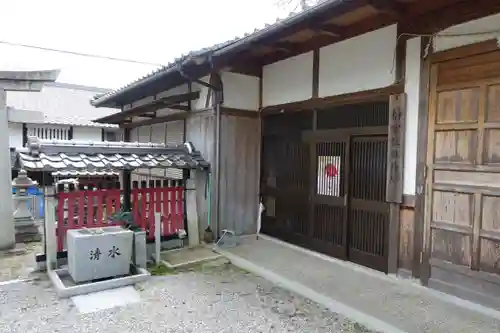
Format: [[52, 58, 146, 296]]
[[42, 115, 119, 128], [52, 170, 119, 177], [91, 0, 348, 107], [14, 137, 209, 172]]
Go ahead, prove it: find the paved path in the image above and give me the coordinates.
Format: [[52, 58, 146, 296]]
[[218, 236, 500, 333], [0, 260, 379, 332]]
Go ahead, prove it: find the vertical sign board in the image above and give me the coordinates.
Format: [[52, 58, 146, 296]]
[[386, 94, 406, 203]]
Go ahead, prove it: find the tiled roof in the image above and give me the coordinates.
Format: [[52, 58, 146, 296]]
[[14, 137, 209, 172], [43, 115, 119, 128], [52, 170, 119, 177], [92, 0, 347, 107]]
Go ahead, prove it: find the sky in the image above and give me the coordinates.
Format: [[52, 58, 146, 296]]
[[0, 0, 292, 89]]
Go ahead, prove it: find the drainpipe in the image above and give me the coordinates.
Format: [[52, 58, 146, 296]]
[[210, 73, 223, 240], [177, 60, 224, 240]]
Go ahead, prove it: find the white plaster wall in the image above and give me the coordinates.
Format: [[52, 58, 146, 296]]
[[319, 24, 397, 97], [262, 51, 313, 107], [72, 126, 102, 141], [8, 122, 23, 149], [221, 72, 260, 111], [433, 13, 500, 52], [403, 37, 422, 195]]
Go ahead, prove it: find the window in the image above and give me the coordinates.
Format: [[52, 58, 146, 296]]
[[27, 125, 70, 140]]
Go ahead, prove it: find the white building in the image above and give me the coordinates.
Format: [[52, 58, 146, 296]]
[[7, 81, 121, 148], [7, 82, 122, 184]]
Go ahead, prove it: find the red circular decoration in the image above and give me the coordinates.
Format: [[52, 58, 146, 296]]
[[324, 164, 338, 178]]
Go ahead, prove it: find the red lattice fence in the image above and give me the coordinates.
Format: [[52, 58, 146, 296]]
[[131, 180, 185, 241], [55, 180, 185, 252]]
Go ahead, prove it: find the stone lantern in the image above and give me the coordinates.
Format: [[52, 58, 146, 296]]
[[12, 170, 41, 242]]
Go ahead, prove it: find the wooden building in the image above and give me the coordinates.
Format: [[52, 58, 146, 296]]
[[92, 0, 500, 308]]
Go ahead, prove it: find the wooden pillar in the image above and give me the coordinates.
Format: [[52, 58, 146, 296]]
[[387, 93, 406, 274], [413, 36, 432, 282], [386, 26, 407, 274], [122, 128, 132, 211], [44, 187, 57, 270], [185, 170, 200, 246]]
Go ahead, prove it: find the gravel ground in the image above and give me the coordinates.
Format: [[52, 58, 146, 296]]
[[0, 259, 377, 333]]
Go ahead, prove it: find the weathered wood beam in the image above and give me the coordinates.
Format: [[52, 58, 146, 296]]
[[168, 104, 190, 111], [309, 23, 345, 37], [125, 91, 199, 113], [368, 0, 405, 18], [259, 41, 300, 54], [141, 112, 156, 118], [96, 91, 199, 124], [404, 0, 500, 34], [121, 112, 188, 128], [235, 0, 489, 68], [228, 64, 262, 77], [212, 0, 364, 67]]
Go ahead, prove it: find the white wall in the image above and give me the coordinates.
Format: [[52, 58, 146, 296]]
[[260, 25, 398, 107], [8, 123, 23, 149], [221, 72, 260, 111], [262, 51, 313, 107], [433, 12, 500, 52], [319, 24, 397, 97], [72, 126, 102, 141], [7, 83, 118, 125], [403, 37, 422, 195]]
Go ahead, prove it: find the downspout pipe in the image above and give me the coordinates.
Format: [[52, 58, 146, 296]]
[[177, 60, 224, 241], [210, 73, 223, 241]]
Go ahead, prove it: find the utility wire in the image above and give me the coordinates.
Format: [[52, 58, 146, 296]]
[[0, 40, 164, 67]]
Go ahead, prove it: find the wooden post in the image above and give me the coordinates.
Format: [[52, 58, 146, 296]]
[[386, 93, 406, 274], [44, 189, 57, 270], [122, 128, 132, 211], [154, 212, 161, 265], [185, 173, 200, 246]]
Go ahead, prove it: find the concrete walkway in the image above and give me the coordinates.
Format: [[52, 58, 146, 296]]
[[216, 235, 500, 333]]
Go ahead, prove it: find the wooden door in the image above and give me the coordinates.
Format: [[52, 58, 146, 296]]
[[424, 50, 500, 280], [260, 133, 311, 244], [349, 135, 390, 272]]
